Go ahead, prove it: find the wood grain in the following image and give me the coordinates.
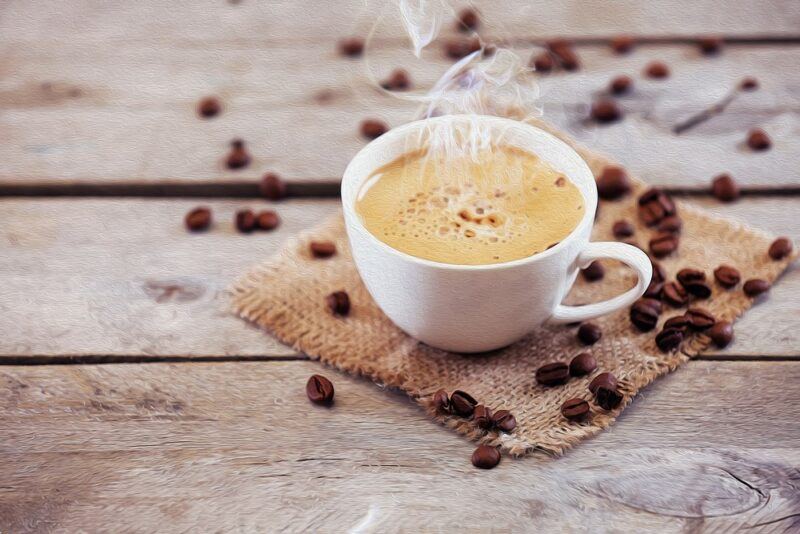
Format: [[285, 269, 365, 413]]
[[1, 360, 798, 532]]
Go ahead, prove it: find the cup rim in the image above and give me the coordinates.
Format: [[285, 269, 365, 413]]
[[341, 114, 597, 271]]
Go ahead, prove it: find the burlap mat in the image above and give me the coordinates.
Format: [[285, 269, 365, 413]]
[[230, 119, 795, 457]]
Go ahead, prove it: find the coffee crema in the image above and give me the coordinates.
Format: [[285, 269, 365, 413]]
[[355, 145, 585, 265]]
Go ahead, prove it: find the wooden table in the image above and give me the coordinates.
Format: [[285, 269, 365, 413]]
[[2, 1, 800, 531]]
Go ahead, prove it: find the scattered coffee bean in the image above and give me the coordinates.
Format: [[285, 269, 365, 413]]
[[577, 323, 602, 345], [644, 280, 664, 299], [743, 278, 770, 297], [581, 261, 605, 281], [185, 207, 212, 232], [547, 40, 580, 71], [657, 215, 682, 234], [256, 210, 280, 231], [381, 68, 411, 91], [444, 37, 482, 60], [491, 410, 517, 432], [361, 119, 389, 140], [652, 260, 667, 283], [595, 384, 623, 410], [473, 404, 493, 430], [610, 35, 635, 54], [630, 298, 662, 332], [663, 314, 690, 333], [613, 219, 635, 238], [662, 281, 689, 307], [677, 268, 711, 297], [225, 139, 251, 170], [638, 188, 676, 226], [740, 77, 758, 91], [685, 307, 715, 331], [609, 75, 632, 95], [697, 36, 723, 55], [569, 352, 597, 376], [310, 241, 337, 258], [531, 52, 554, 73], [536, 361, 570, 386], [590, 99, 622, 123], [433, 389, 450, 413], [456, 8, 479, 31], [714, 265, 741, 287], [746, 128, 771, 151], [450, 390, 478, 416], [306, 374, 334, 405], [339, 37, 364, 57], [197, 96, 221, 118], [588, 372, 617, 394], [235, 209, 257, 233], [561, 398, 590, 421], [259, 172, 287, 200], [649, 232, 679, 258], [596, 166, 631, 199], [326, 291, 350, 316], [707, 321, 734, 348], [644, 61, 669, 79], [711, 173, 740, 202], [656, 327, 684, 352], [471, 445, 501, 469], [768, 237, 793, 260]]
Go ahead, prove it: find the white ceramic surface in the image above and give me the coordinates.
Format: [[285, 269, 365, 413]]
[[342, 115, 652, 353]]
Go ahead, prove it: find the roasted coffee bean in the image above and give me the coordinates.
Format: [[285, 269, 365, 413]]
[[740, 77, 759, 91], [531, 52, 554, 73], [235, 209, 257, 233], [456, 8, 479, 31], [685, 307, 715, 331], [657, 215, 682, 234], [596, 166, 631, 199], [652, 260, 667, 283], [698, 36, 723, 55], [708, 321, 734, 348], [644, 61, 669, 79], [630, 298, 662, 332], [663, 314, 690, 333], [197, 96, 221, 118], [491, 410, 517, 432], [743, 278, 770, 297], [769, 237, 793, 260], [185, 207, 212, 232], [711, 173, 740, 202], [609, 75, 632, 95], [381, 69, 411, 91], [225, 139, 251, 170], [577, 323, 602, 345], [662, 281, 689, 307], [649, 233, 679, 258], [644, 280, 664, 299], [547, 39, 580, 70], [433, 389, 450, 413], [473, 405, 493, 430], [677, 268, 707, 296], [612, 219, 635, 238], [638, 188, 676, 226], [326, 291, 350, 316], [361, 119, 389, 140], [686, 281, 712, 299], [596, 385, 623, 410], [581, 261, 605, 282], [306, 374, 334, 405], [259, 172, 287, 200], [444, 37, 482, 60], [536, 361, 570, 386], [310, 241, 337, 258], [656, 327, 684, 352], [339, 37, 364, 57], [714, 265, 741, 287], [746, 128, 771, 151], [569, 352, 597, 377], [256, 210, 280, 231], [471, 445, 501, 469], [450, 390, 478, 416], [590, 99, 622, 123], [561, 398, 590, 421], [588, 372, 617, 394], [610, 35, 635, 54]]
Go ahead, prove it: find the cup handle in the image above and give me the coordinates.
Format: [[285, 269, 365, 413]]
[[549, 242, 653, 324]]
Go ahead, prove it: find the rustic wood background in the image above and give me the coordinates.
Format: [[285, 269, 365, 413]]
[[1, 1, 800, 532]]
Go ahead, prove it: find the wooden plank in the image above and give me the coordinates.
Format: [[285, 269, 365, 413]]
[[1, 360, 798, 532]]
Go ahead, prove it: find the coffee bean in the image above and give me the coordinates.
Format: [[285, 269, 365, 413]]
[[450, 390, 478, 416], [491, 410, 517, 432], [471, 445, 501, 469], [197, 96, 221, 118], [569, 352, 597, 377], [581, 261, 605, 282], [663, 314, 690, 333], [259, 172, 287, 200], [536, 361, 570, 386], [609, 75, 632, 95], [711, 173, 740, 202], [743, 278, 770, 297], [561, 398, 590, 422], [656, 327, 684, 352], [381, 68, 411, 91], [746, 128, 771, 151], [235, 209, 257, 233], [768, 237, 793, 260], [361, 119, 389, 140], [662, 281, 689, 307], [547, 39, 580, 70], [225, 139, 251, 170], [339, 37, 364, 57], [456, 8, 479, 31], [577, 323, 602, 345], [326, 291, 350, 316], [591, 99, 622, 123], [707, 321, 734, 348], [256, 210, 280, 231], [652, 260, 667, 283], [740, 77, 758, 91], [444, 37, 482, 60], [613, 219, 635, 238], [596, 166, 631, 199], [714, 265, 741, 287], [185, 207, 212, 232], [531, 52, 554, 73], [433, 389, 450, 413], [473, 405, 493, 430], [306, 374, 334, 405], [657, 215, 682, 234], [630, 298, 662, 332], [644, 61, 669, 79], [677, 268, 705, 286], [685, 307, 715, 331], [588, 372, 617, 394], [644, 281, 664, 299], [596, 385, 623, 410], [649, 233, 679, 258], [638, 188, 676, 226], [698, 36, 723, 55], [310, 241, 337, 258]]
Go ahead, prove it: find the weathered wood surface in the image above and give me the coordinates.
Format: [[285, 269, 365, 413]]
[[1, 360, 799, 532], [1, 196, 798, 359]]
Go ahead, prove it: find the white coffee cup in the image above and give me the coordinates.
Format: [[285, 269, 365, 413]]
[[342, 115, 652, 353]]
